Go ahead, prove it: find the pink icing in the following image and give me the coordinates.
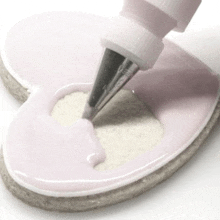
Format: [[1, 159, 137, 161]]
[[1, 12, 219, 196]]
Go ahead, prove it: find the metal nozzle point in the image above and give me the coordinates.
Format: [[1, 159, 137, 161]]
[[82, 104, 96, 121], [82, 49, 140, 121]]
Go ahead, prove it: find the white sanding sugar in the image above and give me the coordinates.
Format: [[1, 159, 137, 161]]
[[51, 90, 164, 171]]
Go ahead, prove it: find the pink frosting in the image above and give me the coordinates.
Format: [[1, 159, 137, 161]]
[[1, 12, 219, 196]]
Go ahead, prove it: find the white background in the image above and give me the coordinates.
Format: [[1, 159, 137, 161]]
[[0, 0, 220, 219]]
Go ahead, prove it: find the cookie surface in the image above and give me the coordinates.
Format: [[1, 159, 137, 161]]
[[0, 11, 220, 211]]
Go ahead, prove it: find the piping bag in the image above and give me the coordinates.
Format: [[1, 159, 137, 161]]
[[82, 0, 202, 120]]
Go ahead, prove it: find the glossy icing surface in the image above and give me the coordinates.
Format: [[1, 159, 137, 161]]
[[1, 12, 219, 196]]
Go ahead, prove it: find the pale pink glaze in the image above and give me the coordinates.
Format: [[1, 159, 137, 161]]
[[1, 12, 219, 196]]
